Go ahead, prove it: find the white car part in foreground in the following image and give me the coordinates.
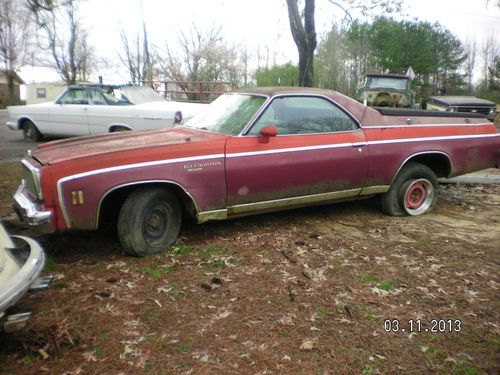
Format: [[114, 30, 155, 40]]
[[0, 222, 52, 332]]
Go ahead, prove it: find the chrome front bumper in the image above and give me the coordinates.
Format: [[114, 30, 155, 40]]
[[6, 121, 18, 131], [0, 235, 52, 332], [13, 183, 52, 226]]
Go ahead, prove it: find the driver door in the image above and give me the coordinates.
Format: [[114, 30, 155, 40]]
[[49, 87, 90, 136], [224, 95, 368, 215]]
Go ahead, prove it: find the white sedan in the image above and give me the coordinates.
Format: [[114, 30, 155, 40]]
[[6, 85, 207, 141]]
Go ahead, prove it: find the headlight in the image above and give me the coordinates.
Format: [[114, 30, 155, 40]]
[[448, 107, 456, 112], [21, 160, 43, 200]]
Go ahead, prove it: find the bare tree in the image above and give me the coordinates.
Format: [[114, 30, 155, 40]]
[[480, 34, 500, 91], [119, 20, 154, 85], [240, 45, 250, 87], [463, 38, 477, 94], [27, 0, 94, 84], [485, 0, 500, 9], [159, 24, 239, 98], [286, 0, 404, 87], [0, 0, 33, 104]]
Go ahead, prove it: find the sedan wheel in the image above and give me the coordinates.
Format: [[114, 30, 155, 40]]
[[22, 120, 42, 142]]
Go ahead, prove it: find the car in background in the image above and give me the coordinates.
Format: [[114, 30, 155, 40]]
[[6, 84, 207, 141], [427, 96, 496, 121], [357, 73, 416, 109], [0, 221, 52, 332]]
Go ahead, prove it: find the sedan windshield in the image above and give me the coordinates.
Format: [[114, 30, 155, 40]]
[[184, 94, 266, 135]]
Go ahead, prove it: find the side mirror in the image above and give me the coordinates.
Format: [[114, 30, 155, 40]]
[[259, 124, 278, 139], [258, 125, 278, 143]]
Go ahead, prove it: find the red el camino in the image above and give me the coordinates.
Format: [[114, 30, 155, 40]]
[[13, 87, 500, 256]]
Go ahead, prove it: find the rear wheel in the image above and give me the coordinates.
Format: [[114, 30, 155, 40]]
[[22, 120, 42, 142], [117, 188, 181, 256], [381, 162, 438, 216]]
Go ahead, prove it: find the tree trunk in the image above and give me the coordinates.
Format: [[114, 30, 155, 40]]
[[298, 45, 315, 87], [286, 0, 317, 87]]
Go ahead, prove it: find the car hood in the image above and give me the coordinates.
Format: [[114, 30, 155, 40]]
[[31, 127, 227, 165]]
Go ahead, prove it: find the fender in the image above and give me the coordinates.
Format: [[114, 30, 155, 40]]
[[390, 150, 454, 184], [95, 180, 199, 229], [16, 116, 38, 130]]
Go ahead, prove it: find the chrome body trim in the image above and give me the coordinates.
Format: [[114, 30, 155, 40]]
[[227, 188, 362, 216], [359, 185, 390, 195], [240, 93, 361, 136], [226, 142, 354, 158], [197, 209, 228, 223], [13, 183, 52, 226], [4, 312, 33, 333], [363, 122, 493, 129], [391, 151, 454, 184]]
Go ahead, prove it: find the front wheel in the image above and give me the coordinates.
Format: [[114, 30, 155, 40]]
[[22, 120, 42, 142], [117, 188, 181, 256], [381, 162, 438, 216]]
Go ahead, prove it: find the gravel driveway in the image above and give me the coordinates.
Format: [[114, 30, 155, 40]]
[[0, 111, 40, 164]]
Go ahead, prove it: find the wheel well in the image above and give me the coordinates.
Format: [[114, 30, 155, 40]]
[[97, 182, 198, 229], [109, 125, 132, 132], [401, 153, 452, 178], [18, 117, 31, 130]]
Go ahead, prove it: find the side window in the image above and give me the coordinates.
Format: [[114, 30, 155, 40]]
[[59, 89, 89, 105], [248, 96, 358, 135], [89, 89, 107, 105]]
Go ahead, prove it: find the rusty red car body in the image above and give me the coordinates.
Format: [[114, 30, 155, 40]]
[[13, 87, 500, 256]]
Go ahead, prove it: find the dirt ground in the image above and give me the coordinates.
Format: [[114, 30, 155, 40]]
[[0, 165, 499, 374]]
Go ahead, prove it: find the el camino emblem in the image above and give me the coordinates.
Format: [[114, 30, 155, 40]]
[[183, 160, 221, 172]]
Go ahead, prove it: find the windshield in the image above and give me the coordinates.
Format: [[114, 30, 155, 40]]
[[184, 94, 267, 135], [120, 86, 165, 104], [367, 77, 409, 90]]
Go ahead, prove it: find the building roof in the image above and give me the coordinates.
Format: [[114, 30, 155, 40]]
[[0, 70, 25, 84]]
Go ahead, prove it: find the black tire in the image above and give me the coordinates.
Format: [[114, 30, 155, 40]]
[[111, 126, 130, 132], [381, 162, 438, 216], [117, 188, 181, 256], [22, 120, 42, 142]]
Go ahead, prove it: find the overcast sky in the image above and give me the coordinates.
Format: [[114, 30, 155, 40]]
[[21, 0, 500, 84]]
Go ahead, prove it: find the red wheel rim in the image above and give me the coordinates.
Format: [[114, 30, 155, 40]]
[[405, 181, 427, 209]]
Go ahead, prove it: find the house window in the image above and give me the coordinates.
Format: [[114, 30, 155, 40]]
[[36, 88, 46, 99]]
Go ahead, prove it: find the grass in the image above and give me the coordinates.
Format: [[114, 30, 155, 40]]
[[376, 281, 394, 291], [175, 342, 189, 353], [44, 257, 58, 272], [358, 274, 380, 283], [93, 346, 104, 356], [358, 306, 379, 323], [53, 281, 68, 289], [138, 264, 176, 280], [315, 306, 330, 316]]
